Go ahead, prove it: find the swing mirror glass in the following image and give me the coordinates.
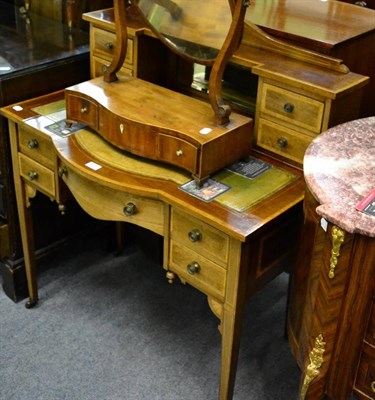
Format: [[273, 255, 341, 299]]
[[133, 0, 232, 63]]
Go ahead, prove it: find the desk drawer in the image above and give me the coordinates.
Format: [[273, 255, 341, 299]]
[[92, 27, 133, 65], [257, 118, 314, 164], [65, 94, 98, 129], [19, 153, 55, 197], [260, 83, 324, 133], [169, 241, 226, 301], [18, 127, 54, 169], [170, 208, 229, 267], [61, 165, 165, 236]]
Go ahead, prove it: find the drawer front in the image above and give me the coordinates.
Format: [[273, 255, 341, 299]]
[[159, 134, 198, 173], [170, 208, 229, 267], [92, 57, 133, 78], [92, 27, 133, 65], [98, 109, 158, 158], [260, 83, 324, 133], [19, 153, 55, 197], [354, 343, 375, 399], [169, 241, 226, 301], [257, 118, 314, 164], [18, 127, 54, 169], [62, 166, 165, 236], [65, 94, 98, 129]]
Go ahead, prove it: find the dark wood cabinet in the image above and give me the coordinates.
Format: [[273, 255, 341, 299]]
[[0, 0, 109, 301]]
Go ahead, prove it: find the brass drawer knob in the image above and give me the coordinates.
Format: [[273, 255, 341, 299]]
[[188, 229, 202, 242], [27, 139, 39, 149], [176, 149, 183, 156], [105, 42, 114, 50], [123, 202, 137, 216], [27, 171, 38, 180], [187, 261, 200, 275], [277, 137, 288, 148], [283, 103, 294, 113], [80, 106, 88, 113]]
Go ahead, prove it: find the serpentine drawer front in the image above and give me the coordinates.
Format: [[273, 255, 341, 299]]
[[169, 208, 229, 301], [66, 94, 98, 129], [65, 77, 253, 182], [60, 165, 166, 236]]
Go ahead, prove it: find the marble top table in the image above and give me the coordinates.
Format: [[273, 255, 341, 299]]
[[304, 117, 375, 238]]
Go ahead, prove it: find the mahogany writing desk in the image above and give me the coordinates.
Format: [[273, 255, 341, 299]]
[[1, 91, 305, 400]]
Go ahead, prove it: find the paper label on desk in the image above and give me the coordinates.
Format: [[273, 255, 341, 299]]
[[179, 179, 231, 202], [226, 156, 272, 179], [85, 161, 102, 171]]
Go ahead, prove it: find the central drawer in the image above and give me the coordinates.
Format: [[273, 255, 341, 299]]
[[61, 165, 165, 236]]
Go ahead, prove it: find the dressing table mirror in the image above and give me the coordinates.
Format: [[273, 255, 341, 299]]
[[65, 0, 253, 185]]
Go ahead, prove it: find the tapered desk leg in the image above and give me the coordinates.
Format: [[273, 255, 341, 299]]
[[219, 303, 245, 400], [9, 121, 38, 308], [218, 239, 249, 400]]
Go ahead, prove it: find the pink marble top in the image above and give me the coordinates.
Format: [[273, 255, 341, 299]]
[[304, 117, 375, 237]]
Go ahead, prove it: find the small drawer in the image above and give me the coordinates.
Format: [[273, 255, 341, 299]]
[[257, 118, 314, 164], [354, 343, 375, 399], [98, 109, 158, 158], [65, 94, 98, 129], [158, 134, 198, 174], [18, 127, 54, 169], [92, 27, 133, 65], [170, 208, 229, 267], [19, 153, 55, 197], [169, 241, 226, 301], [260, 83, 324, 133], [92, 56, 133, 78]]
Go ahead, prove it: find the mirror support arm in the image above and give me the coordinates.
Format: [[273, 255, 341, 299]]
[[103, 0, 128, 83], [208, 0, 248, 125]]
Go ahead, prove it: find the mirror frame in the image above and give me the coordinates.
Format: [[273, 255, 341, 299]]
[[104, 0, 249, 125]]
